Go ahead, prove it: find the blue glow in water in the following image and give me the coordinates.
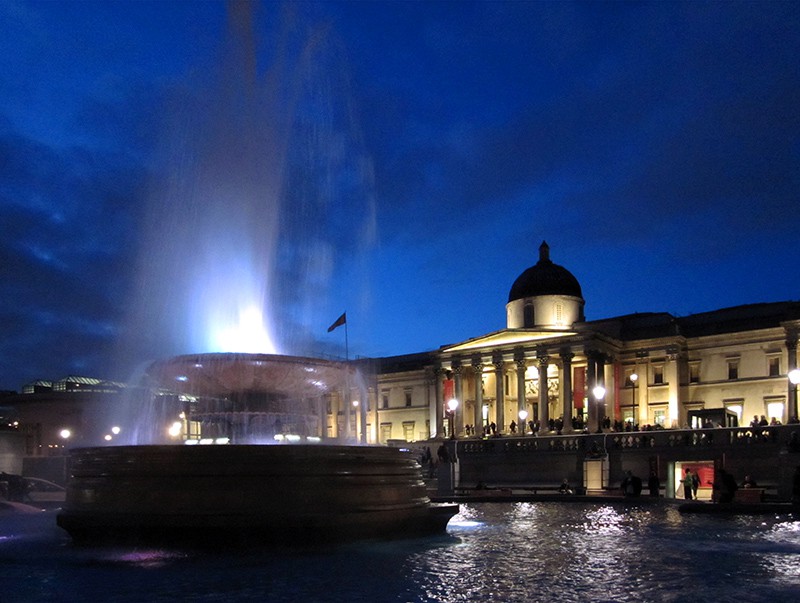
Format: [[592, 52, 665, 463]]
[[2, 503, 800, 602]]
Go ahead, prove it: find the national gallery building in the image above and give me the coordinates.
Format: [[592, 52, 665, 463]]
[[370, 242, 800, 444]]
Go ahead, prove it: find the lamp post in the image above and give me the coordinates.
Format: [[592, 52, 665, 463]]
[[447, 398, 459, 439], [629, 373, 638, 428], [519, 409, 528, 435], [789, 369, 800, 422]]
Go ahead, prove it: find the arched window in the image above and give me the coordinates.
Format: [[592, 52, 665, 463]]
[[524, 303, 534, 327]]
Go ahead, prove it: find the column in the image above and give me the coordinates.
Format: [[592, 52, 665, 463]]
[[635, 355, 648, 427], [586, 352, 597, 432], [605, 358, 616, 424], [343, 384, 352, 440], [515, 352, 527, 435], [358, 381, 368, 444], [560, 350, 574, 434], [538, 352, 550, 434], [434, 367, 445, 438], [595, 354, 606, 432], [787, 330, 798, 422], [666, 346, 680, 428], [472, 357, 484, 436], [493, 354, 505, 434], [453, 363, 464, 437]]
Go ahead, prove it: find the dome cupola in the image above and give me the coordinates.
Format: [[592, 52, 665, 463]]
[[506, 241, 584, 329]]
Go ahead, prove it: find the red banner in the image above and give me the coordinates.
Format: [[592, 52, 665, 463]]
[[573, 367, 585, 409], [443, 379, 455, 403]]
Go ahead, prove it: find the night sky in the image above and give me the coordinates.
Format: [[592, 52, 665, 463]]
[[1, 1, 798, 390]]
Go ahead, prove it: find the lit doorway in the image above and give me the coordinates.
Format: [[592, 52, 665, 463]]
[[674, 461, 714, 500]]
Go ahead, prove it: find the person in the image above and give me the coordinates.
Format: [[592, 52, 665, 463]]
[[558, 478, 573, 495], [648, 471, 660, 497], [682, 469, 694, 500], [509, 420, 517, 434], [621, 471, 642, 497], [742, 474, 758, 488], [436, 443, 450, 464], [691, 470, 700, 499], [422, 447, 434, 478], [713, 468, 738, 503]]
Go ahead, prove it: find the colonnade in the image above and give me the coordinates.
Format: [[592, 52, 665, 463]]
[[435, 347, 610, 438]]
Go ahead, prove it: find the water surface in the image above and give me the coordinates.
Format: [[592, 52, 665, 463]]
[[1, 502, 799, 602]]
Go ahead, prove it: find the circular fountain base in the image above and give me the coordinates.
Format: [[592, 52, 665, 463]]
[[57, 444, 457, 545]]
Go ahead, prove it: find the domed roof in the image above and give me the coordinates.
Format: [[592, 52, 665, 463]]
[[508, 241, 583, 303]]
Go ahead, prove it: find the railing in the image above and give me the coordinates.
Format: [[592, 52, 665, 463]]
[[454, 424, 800, 455]]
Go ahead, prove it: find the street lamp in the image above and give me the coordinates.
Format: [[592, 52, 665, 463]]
[[519, 409, 528, 435], [447, 398, 459, 438], [629, 373, 638, 427]]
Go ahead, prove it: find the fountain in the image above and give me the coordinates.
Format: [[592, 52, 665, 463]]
[[56, 4, 455, 544], [56, 353, 457, 544]]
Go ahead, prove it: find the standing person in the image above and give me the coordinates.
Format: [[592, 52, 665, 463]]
[[691, 470, 700, 500], [648, 471, 661, 497], [682, 469, 695, 500]]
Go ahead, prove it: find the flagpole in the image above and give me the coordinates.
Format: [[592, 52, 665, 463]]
[[345, 320, 349, 361]]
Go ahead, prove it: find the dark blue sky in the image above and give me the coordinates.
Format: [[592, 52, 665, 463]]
[[1, 1, 798, 390]]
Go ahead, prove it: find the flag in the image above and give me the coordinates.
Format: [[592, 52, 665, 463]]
[[327, 312, 347, 332]]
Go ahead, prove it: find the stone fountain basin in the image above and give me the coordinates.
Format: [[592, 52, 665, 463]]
[[57, 444, 457, 545]]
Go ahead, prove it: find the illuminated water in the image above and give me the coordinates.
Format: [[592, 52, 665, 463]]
[[2, 502, 800, 602]]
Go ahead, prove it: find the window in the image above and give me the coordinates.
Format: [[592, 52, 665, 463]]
[[653, 409, 666, 427], [765, 397, 785, 424], [404, 390, 412, 407], [768, 356, 781, 377], [689, 362, 700, 384], [380, 423, 392, 443], [381, 392, 389, 409], [724, 400, 743, 424], [653, 365, 664, 385], [524, 303, 534, 327], [727, 360, 739, 380], [402, 421, 415, 441]]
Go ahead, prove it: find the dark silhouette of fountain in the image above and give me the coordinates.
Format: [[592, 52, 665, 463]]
[[57, 353, 457, 544]]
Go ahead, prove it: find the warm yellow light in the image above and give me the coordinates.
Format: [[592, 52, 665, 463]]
[[789, 368, 800, 385], [59, 429, 71, 439], [168, 421, 182, 437], [519, 409, 528, 421], [104, 434, 112, 441], [447, 398, 459, 412], [593, 386, 606, 400], [630, 373, 638, 383]]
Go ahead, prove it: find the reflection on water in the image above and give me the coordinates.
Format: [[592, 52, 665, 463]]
[[1, 503, 799, 602]]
